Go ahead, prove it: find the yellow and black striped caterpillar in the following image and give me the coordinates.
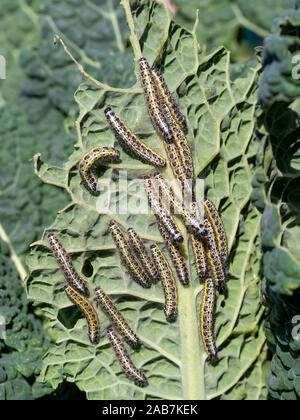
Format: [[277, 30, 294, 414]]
[[150, 243, 178, 322], [202, 198, 228, 269], [94, 287, 139, 347], [160, 102, 194, 181], [151, 67, 187, 134], [138, 57, 173, 142], [64, 285, 100, 344], [200, 277, 217, 360], [78, 146, 120, 194], [47, 233, 90, 297], [143, 174, 183, 243], [108, 220, 152, 288], [104, 107, 166, 168], [156, 218, 189, 286], [153, 172, 205, 236], [203, 219, 225, 291], [127, 227, 158, 282], [191, 233, 206, 280], [106, 327, 148, 387], [163, 140, 193, 200], [189, 202, 206, 280], [149, 65, 192, 183]]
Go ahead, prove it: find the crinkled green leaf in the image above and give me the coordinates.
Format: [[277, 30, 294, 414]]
[[252, 3, 300, 400], [26, 0, 266, 400], [258, 35, 300, 105], [221, 352, 269, 400]]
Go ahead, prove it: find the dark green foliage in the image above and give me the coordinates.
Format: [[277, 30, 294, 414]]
[[0, 104, 70, 256], [262, 279, 300, 400], [258, 9, 300, 104], [252, 3, 300, 400], [0, 240, 52, 400], [0, 0, 41, 103]]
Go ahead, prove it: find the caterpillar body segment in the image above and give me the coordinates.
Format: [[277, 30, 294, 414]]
[[104, 107, 166, 168]]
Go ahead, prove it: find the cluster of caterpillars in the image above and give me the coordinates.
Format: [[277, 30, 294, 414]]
[[49, 56, 228, 388], [47, 233, 147, 387]]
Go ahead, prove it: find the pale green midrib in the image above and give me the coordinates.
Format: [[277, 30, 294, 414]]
[[164, 162, 205, 400], [178, 275, 206, 400]]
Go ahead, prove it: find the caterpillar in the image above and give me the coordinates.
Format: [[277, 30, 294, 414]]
[[47, 233, 90, 297], [138, 57, 173, 142], [190, 202, 206, 279], [127, 227, 158, 282], [64, 285, 100, 344], [160, 102, 194, 181], [200, 277, 217, 360], [143, 174, 183, 243], [202, 198, 228, 268], [104, 107, 166, 168], [191, 233, 206, 280], [94, 287, 139, 348], [151, 67, 187, 133], [156, 218, 189, 286], [106, 327, 148, 387], [78, 146, 120, 194], [163, 140, 193, 201], [150, 243, 178, 322], [203, 219, 225, 291], [153, 172, 205, 236], [108, 220, 152, 288]]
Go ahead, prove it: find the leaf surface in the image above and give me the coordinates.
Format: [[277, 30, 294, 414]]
[[26, 0, 266, 400]]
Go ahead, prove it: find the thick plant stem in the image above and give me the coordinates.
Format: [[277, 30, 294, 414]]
[[179, 281, 206, 399], [165, 163, 206, 400]]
